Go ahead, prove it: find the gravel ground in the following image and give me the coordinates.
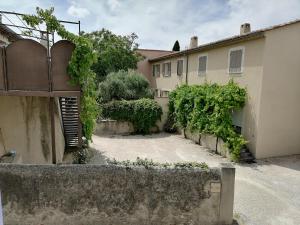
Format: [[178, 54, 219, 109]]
[[90, 133, 300, 225]]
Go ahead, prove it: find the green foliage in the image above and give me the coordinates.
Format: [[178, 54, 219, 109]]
[[108, 157, 208, 169], [163, 112, 178, 133], [169, 80, 247, 161], [73, 148, 91, 164], [82, 29, 141, 82], [22, 7, 98, 140], [98, 70, 153, 103], [102, 98, 162, 134], [172, 40, 180, 51]]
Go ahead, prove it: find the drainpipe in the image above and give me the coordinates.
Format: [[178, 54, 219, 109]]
[[185, 53, 189, 85]]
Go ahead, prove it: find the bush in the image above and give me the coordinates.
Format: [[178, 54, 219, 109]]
[[102, 98, 162, 134], [98, 70, 153, 103], [169, 80, 247, 161]]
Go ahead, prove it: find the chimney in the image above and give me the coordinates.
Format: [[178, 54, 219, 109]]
[[240, 23, 251, 35], [189, 36, 198, 49]]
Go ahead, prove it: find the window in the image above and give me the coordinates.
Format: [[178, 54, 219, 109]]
[[162, 62, 171, 77], [152, 64, 160, 77], [198, 55, 207, 75], [177, 59, 183, 76], [228, 47, 244, 74], [161, 90, 169, 98]]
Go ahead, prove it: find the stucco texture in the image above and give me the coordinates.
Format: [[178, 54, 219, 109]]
[[0, 96, 64, 164], [0, 164, 233, 225]]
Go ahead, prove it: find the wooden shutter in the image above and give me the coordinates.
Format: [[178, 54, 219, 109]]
[[229, 49, 243, 73], [177, 60, 183, 76], [167, 62, 171, 76], [198, 56, 207, 75]]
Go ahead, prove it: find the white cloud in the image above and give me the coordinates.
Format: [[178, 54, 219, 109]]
[[1, 0, 300, 49], [107, 0, 121, 11], [67, 2, 90, 18]]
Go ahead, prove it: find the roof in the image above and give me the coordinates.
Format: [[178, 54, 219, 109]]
[[0, 23, 22, 42], [137, 48, 174, 53], [136, 48, 174, 60], [149, 18, 300, 62]]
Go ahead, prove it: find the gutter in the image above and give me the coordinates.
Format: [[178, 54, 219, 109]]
[[185, 53, 189, 85]]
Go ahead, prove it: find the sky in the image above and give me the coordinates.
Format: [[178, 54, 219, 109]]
[[1, 0, 300, 50]]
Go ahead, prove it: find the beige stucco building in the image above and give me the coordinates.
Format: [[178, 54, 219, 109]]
[[138, 20, 300, 159], [0, 15, 21, 46]]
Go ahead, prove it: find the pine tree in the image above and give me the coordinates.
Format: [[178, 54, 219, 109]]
[[172, 40, 180, 51]]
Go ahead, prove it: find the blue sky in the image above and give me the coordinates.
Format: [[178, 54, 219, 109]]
[[1, 0, 300, 50]]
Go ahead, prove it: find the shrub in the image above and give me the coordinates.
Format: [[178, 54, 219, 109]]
[[169, 80, 247, 161], [98, 70, 153, 103], [102, 98, 162, 134]]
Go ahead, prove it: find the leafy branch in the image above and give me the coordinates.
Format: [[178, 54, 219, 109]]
[[22, 7, 98, 140], [169, 80, 247, 161]]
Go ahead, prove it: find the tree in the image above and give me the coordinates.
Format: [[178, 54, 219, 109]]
[[172, 40, 180, 51], [82, 29, 141, 82], [98, 70, 153, 103]]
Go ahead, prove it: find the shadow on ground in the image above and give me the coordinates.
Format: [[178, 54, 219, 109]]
[[236, 154, 300, 172]]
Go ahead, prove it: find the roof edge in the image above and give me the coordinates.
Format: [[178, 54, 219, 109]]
[[149, 31, 264, 62], [149, 18, 300, 62]]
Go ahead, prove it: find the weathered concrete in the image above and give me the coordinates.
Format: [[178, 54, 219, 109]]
[[0, 163, 235, 225], [184, 129, 201, 144], [95, 119, 134, 135], [0, 96, 65, 164], [184, 130, 229, 158], [217, 138, 231, 158]]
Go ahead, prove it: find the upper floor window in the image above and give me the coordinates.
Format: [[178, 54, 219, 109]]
[[152, 64, 160, 77], [228, 47, 244, 74], [162, 62, 171, 77], [161, 90, 170, 98], [177, 59, 183, 76], [198, 55, 207, 75]]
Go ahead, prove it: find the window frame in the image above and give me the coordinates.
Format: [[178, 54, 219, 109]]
[[198, 54, 208, 76], [228, 46, 245, 74], [160, 89, 170, 98], [162, 61, 172, 77], [176, 59, 184, 76], [152, 64, 161, 77], [154, 88, 161, 98]]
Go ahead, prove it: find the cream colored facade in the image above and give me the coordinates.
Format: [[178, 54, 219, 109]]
[[142, 21, 300, 159], [0, 96, 65, 164]]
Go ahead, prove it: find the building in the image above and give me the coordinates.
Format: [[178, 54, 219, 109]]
[[138, 20, 300, 159], [0, 15, 22, 46], [136, 48, 173, 86], [0, 39, 81, 164]]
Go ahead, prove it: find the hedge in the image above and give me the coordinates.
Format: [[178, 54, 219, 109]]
[[169, 80, 247, 161], [102, 98, 162, 134]]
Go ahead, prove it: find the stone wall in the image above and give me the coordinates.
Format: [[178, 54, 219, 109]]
[[0, 164, 235, 225]]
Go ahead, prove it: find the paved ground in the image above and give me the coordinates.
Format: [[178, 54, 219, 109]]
[[90, 133, 300, 225]]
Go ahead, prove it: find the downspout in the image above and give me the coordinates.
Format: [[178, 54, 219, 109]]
[[185, 53, 189, 85]]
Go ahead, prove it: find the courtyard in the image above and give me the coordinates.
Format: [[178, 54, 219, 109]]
[[91, 133, 300, 225]]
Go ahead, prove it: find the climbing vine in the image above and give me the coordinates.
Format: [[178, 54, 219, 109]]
[[169, 80, 247, 161], [22, 7, 98, 140]]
